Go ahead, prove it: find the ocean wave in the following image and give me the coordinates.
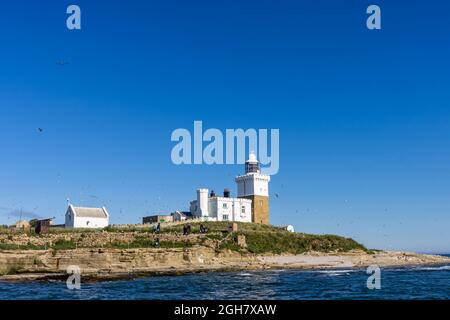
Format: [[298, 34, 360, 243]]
[[237, 273, 253, 276], [413, 265, 450, 271], [316, 269, 357, 274], [322, 273, 347, 277], [314, 269, 357, 276]]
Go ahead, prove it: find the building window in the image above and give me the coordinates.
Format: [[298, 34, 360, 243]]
[[241, 206, 246, 214], [223, 215, 229, 221], [223, 203, 228, 209], [260, 200, 263, 207]]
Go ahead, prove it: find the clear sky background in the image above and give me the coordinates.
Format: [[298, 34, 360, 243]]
[[0, 1, 449, 253]]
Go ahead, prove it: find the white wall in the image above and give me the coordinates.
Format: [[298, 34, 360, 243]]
[[236, 174, 270, 197], [190, 190, 252, 223], [173, 212, 187, 222], [197, 189, 209, 217], [65, 206, 109, 229], [190, 200, 198, 216], [214, 197, 233, 221], [232, 198, 252, 223], [208, 200, 217, 220], [73, 216, 109, 229], [209, 197, 252, 223]]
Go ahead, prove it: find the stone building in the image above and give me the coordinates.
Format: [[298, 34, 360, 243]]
[[143, 215, 173, 224], [65, 205, 109, 229], [189, 152, 271, 224]]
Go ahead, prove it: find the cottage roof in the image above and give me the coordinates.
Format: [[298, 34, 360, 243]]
[[173, 211, 193, 218], [69, 205, 108, 218]]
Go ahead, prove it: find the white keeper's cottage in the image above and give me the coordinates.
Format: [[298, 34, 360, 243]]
[[65, 205, 110, 229], [188, 152, 271, 224], [190, 188, 252, 223]]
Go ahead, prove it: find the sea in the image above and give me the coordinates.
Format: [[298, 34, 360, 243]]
[[1, 255, 449, 300]]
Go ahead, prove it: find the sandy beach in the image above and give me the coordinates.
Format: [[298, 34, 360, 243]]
[[258, 251, 450, 269]]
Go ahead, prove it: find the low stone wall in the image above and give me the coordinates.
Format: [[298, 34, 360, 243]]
[[0, 231, 205, 248]]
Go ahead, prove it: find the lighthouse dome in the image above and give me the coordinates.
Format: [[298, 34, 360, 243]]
[[247, 151, 258, 163], [245, 151, 260, 173]]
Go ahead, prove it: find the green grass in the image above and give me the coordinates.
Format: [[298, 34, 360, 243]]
[[47, 228, 101, 234], [51, 239, 77, 250], [0, 239, 77, 251], [204, 233, 225, 241], [242, 231, 369, 254], [104, 226, 156, 233], [0, 222, 370, 254], [161, 222, 369, 254], [104, 238, 193, 249], [0, 243, 46, 250], [218, 239, 243, 252], [160, 221, 280, 234]]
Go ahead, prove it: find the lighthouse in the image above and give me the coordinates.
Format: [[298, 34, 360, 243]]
[[235, 152, 271, 224]]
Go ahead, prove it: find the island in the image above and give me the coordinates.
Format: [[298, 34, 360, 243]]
[[1, 221, 448, 282]]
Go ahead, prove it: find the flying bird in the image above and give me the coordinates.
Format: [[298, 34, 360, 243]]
[[56, 60, 69, 66]]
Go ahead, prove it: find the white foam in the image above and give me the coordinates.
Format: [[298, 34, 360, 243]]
[[237, 273, 253, 276], [324, 272, 347, 277], [414, 265, 450, 271], [316, 269, 356, 274]]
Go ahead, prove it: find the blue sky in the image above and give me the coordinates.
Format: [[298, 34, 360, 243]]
[[0, 1, 449, 253]]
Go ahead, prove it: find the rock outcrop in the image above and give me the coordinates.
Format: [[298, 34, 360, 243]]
[[0, 247, 449, 282], [0, 246, 256, 278]]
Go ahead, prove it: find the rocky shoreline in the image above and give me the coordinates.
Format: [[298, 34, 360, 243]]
[[0, 246, 448, 283]]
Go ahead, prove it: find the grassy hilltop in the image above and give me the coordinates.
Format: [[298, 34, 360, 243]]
[[0, 221, 370, 255], [159, 221, 370, 254]]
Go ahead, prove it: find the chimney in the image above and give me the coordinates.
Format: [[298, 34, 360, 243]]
[[223, 188, 231, 198]]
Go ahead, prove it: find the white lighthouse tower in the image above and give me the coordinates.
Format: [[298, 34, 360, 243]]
[[235, 152, 271, 224]]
